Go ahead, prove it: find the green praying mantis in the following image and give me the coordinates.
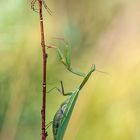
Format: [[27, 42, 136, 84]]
[[47, 40, 96, 140], [30, 1, 96, 139]]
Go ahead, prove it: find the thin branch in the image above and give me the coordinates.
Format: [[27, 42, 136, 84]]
[[37, 0, 48, 140]]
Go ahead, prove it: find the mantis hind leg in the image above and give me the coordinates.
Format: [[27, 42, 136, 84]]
[[45, 121, 53, 129]]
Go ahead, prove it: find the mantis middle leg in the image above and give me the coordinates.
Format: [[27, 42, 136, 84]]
[[47, 81, 72, 96]]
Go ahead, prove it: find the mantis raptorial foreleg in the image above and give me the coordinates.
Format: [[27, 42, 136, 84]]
[[47, 41, 86, 77]]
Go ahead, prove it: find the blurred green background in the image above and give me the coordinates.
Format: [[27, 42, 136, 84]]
[[0, 0, 140, 140]]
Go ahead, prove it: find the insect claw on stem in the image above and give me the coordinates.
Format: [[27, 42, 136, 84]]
[[45, 53, 48, 59], [45, 132, 48, 138]]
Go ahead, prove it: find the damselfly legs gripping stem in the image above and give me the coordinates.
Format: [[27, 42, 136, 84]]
[[31, 0, 52, 15]]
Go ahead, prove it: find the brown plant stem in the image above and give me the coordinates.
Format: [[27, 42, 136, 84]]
[[37, 0, 48, 140]]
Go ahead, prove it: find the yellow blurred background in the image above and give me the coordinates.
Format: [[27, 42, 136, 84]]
[[0, 0, 140, 140]]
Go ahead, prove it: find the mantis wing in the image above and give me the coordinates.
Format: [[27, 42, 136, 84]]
[[56, 89, 80, 140]]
